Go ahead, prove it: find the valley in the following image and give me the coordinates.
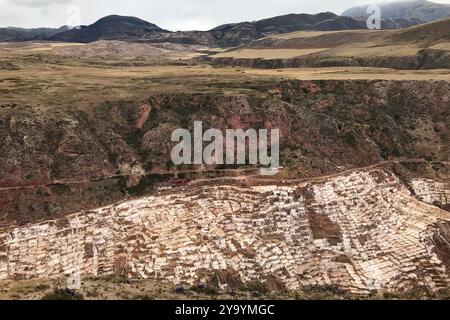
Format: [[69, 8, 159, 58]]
[[0, 4, 449, 300], [208, 18, 450, 69]]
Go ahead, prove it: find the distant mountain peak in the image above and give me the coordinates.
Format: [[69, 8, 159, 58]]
[[49, 14, 168, 43], [0, 8, 445, 47], [90, 14, 166, 31], [342, 0, 450, 22], [92, 15, 159, 27]]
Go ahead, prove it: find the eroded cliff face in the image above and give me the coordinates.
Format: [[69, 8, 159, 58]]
[[0, 80, 449, 225], [1, 168, 449, 295], [206, 52, 450, 70]]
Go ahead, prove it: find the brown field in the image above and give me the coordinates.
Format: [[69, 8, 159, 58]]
[[2, 275, 448, 300], [0, 40, 207, 60], [1, 41, 449, 112], [211, 19, 450, 65], [212, 48, 327, 59], [269, 30, 364, 40], [2, 63, 449, 111]]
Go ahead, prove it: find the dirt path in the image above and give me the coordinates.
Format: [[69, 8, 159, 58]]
[[0, 168, 259, 192], [0, 158, 445, 192], [188, 159, 432, 187]]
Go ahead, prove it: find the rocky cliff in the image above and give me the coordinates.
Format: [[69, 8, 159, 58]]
[[0, 80, 449, 225]]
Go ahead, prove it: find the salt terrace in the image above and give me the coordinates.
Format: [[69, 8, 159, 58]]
[[0, 168, 449, 295]]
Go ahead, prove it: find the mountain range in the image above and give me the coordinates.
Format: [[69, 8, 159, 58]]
[[208, 17, 450, 70], [1, 1, 449, 47], [343, 0, 450, 22], [0, 26, 70, 42]]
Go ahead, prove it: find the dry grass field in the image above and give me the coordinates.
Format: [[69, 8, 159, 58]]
[[210, 18, 450, 68], [212, 48, 327, 59], [2, 276, 448, 300], [270, 30, 357, 40], [0, 276, 302, 300], [1, 41, 449, 113]]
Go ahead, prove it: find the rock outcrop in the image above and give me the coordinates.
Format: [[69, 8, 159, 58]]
[[343, 0, 450, 23]]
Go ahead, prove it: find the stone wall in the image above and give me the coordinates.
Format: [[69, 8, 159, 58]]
[[1, 168, 449, 294]]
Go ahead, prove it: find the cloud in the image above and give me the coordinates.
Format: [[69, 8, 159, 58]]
[[9, 0, 72, 8], [1, 0, 450, 29]]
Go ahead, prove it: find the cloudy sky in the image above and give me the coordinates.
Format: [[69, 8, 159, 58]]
[[1, 0, 450, 30]]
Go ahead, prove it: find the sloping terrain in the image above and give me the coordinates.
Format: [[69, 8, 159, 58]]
[[0, 43, 449, 224], [0, 12, 426, 47], [1, 168, 449, 295], [0, 40, 206, 63], [343, 0, 450, 23], [3, 2, 450, 47], [0, 41, 449, 298], [45, 13, 420, 47], [206, 12, 421, 47], [49, 15, 169, 43], [0, 26, 70, 42], [0, 70, 449, 224], [208, 18, 450, 69]]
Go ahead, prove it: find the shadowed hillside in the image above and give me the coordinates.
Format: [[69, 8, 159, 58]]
[[50, 15, 169, 43], [0, 12, 428, 47], [343, 0, 450, 22], [208, 18, 450, 69]]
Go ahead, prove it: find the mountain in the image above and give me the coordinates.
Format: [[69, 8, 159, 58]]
[[208, 12, 421, 47], [208, 17, 450, 69], [0, 26, 70, 41], [49, 15, 169, 43], [343, 0, 450, 22], [0, 12, 428, 47], [386, 16, 450, 44], [48, 12, 386, 46]]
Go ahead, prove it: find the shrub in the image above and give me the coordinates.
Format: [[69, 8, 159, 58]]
[[190, 283, 219, 296], [245, 281, 268, 295], [41, 289, 84, 300]]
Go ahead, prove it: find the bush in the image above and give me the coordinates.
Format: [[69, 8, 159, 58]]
[[190, 283, 219, 296], [41, 289, 84, 301], [299, 285, 350, 300], [34, 284, 50, 292], [133, 294, 155, 300], [245, 281, 268, 295]]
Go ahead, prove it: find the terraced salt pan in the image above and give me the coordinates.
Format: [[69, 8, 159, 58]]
[[411, 179, 450, 206], [0, 168, 449, 294]]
